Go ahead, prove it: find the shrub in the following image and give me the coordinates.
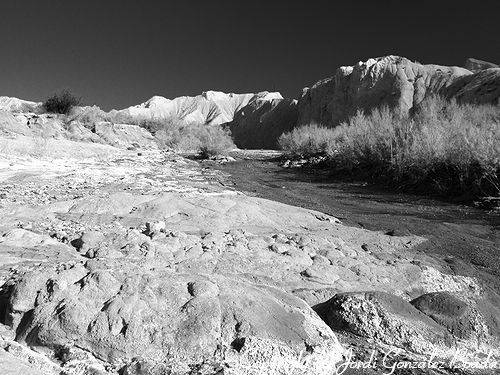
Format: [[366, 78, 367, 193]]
[[197, 125, 235, 158], [278, 96, 500, 198], [148, 118, 235, 157], [278, 124, 337, 157], [43, 89, 81, 115]]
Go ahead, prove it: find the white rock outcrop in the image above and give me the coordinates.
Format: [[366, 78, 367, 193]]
[[0, 96, 42, 113], [112, 91, 283, 126], [297, 56, 500, 128]]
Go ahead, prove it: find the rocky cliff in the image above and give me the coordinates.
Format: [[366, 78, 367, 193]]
[[297, 55, 500, 128]]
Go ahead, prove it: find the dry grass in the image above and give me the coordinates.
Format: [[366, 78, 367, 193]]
[[279, 96, 500, 198], [277, 123, 337, 158]]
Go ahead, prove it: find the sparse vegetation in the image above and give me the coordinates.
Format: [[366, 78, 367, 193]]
[[64, 106, 235, 157], [43, 89, 81, 115], [279, 96, 500, 198], [121, 116, 235, 157], [277, 123, 338, 158]]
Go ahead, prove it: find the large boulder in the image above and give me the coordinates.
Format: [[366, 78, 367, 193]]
[[4, 260, 343, 373], [313, 291, 453, 354], [228, 96, 298, 149], [297, 55, 499, 128]]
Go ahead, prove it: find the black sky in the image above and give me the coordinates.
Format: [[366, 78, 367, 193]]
[[1, 0, 498, 110]]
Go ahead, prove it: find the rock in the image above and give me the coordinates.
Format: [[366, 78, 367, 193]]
[[313, 291, 453, 354], [411, 291, 500, 342], [410, 292, 475, 339], [0, 97, 42, 113], [298, 55, 499, 128], [144, 221, 166, 238], [443, 68, 500, 105], [269, 243, 290, 254], [5, 262, 343, 372], [93, 122, 157, 149], [0, 111, 31, 136], [0, 345, 58, 375], [0, 228, 60, 248], [66, 122, 102, 143], [227, 96, 298, 149], [464, 58, 499, 71], [71, 231, 106, 255]]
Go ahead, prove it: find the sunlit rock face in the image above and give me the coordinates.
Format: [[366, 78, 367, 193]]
[[112, 91, 283, 126], [0, 96, 42, 113], [297, 55, 500, 127]]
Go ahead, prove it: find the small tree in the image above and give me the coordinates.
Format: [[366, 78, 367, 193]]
[[43, 89, 81, 115]]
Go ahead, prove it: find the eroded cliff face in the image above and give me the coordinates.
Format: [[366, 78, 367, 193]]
[[297, 56, 500, 128]]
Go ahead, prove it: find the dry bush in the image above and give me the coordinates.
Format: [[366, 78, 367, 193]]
[[279, 96, 500, 197], [43, 90, 81, 115], [278, 124, 337, 157], [147, 118, 235, 157]]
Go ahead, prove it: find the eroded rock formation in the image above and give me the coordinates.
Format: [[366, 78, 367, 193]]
[[297, 55, 500, 127], [112, 91, 283, 126]]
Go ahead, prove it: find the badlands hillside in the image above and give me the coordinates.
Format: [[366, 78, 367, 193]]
[[0, 55, 498, 375], [6, 55, 496, 151], [112, 56, 500, 150], [116, 56, 500, 149]]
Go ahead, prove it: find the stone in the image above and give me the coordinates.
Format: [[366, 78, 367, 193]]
[[5, 262, 343, 372], [411, 291, 500, 341], [313, 291, 453, 354]]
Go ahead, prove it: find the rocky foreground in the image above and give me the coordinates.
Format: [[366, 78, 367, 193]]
[[0, 128, 499, 375]]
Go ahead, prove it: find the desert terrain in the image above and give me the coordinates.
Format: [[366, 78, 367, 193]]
[[0, 55, 499, 375]]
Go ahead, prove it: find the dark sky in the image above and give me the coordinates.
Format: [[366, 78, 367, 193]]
[[1, 0, 498, 110]]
